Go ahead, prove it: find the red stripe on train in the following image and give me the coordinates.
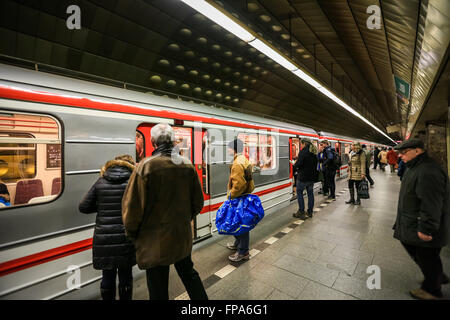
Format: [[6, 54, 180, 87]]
[[201, 182, 292, 213], [0, 182, 292, 276], [0, 85, 319, 138], [0, 239, 93, 277]]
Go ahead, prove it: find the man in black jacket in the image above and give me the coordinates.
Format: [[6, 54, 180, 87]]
[[373, 147, 380, 169], [292, 139, 318, 219], [321, 140, 337, 200], [393, 139, 450, 300]]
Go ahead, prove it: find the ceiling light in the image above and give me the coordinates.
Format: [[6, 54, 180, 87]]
[[180, 0, 255, 42], [178, 0, 395, 144], [249, 39, 298, 71], [292, 69, 323, 88]]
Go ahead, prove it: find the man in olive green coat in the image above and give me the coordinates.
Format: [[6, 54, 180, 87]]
[[393, 139, 449, 300], [122, 123, 207, 300]]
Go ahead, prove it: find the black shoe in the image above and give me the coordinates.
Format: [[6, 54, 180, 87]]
[[345, 199, 355, 204], [306, 211, 313, 218], [328, 195, 336, 200], [355, 199, 361, 205], [101, 287, 116, 300], [119, 285, 133, 300], [293, 210, 302, 218]]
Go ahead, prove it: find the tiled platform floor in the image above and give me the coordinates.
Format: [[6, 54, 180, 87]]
[[127, 168, 450, 300]]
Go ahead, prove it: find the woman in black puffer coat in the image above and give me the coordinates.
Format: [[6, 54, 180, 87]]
[[79, 154, 136, 300]]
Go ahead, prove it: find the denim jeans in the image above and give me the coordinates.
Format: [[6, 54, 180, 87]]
[[101, 267, 133, 289], [146, 255, 208, 300], [297, 180, 314, 213], [233, 232, 250, 255]]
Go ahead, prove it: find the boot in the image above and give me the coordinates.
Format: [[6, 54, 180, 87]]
[[345, 189, 355, 204], [119, 284, 133, 300], [355, 197, 361, 205], [101, 287, 116, 300]]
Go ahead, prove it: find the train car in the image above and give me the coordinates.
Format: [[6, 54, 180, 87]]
[[0, 63, 321, 300], [0, 64, 385, 300]]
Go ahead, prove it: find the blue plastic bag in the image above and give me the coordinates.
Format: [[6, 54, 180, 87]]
[[215, 194, 265, 236]]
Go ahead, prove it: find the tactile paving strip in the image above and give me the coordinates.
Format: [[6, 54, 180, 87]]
[[174, 186, 346, 300]]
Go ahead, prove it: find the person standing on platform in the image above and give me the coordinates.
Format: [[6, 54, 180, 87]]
[[387, 147, 398, 173], [345, 142, 366, 205], [373, 147, 380, 170], [362, 144, 374, 187], [378, 147, 388, 171], [122, 123, 207, 300], [393, 139, 449, 300], [292, 139, 318, 220], [317, 143, 326, 195], [79, 155, 137, 300], [225, 138, 255, 262], [321, 140, 337, 200]]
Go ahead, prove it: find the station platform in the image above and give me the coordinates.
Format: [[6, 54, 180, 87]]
[[113, 169, 450, 300]]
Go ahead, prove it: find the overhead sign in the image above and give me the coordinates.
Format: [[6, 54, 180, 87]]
[[394, 76, 410, 100]]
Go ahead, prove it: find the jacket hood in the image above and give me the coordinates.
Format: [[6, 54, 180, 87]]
[[101, 159, 135, 182]]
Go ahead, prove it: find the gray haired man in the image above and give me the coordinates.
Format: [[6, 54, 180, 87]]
[[122, 123, 207, 300]]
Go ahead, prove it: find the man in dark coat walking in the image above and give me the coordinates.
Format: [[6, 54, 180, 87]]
[[79, 154, 137, 300], [393, 139, 450, 300]]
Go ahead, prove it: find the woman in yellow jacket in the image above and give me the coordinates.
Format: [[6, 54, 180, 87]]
[[378, 147, 388, 171], [226, 138, 255, 262]]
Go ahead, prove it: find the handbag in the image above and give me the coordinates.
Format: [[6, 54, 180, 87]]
[[215, 194, 265, 236], [357, 178, 370, 199]]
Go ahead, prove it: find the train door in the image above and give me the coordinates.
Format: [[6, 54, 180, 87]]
[[195, 128, 211, 239], [136, 123, 207, 240]]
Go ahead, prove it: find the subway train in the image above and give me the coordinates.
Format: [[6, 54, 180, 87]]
[[0, 64, 387, 299]]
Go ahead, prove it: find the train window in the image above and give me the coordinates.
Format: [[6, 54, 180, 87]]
[[239, 133, 258, 166], [238, 133, 276, 171], [173, 127, 192, 161], [0, 112, 61, 209], [259, 135, 276, 170], [341, 143, 351, 165], [292, 138, 300, 159], [136, 130, 145, 163]]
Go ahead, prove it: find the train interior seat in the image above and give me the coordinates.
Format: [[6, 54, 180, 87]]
[[28, 194, 57, 204], [51, 177, 61, 195], [13, 179, 44, 205]]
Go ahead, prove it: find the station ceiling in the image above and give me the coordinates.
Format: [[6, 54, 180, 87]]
[[0, 0, 448, 144]]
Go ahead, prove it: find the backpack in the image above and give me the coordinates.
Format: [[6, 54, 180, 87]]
[[331, 149, 341, 168]]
